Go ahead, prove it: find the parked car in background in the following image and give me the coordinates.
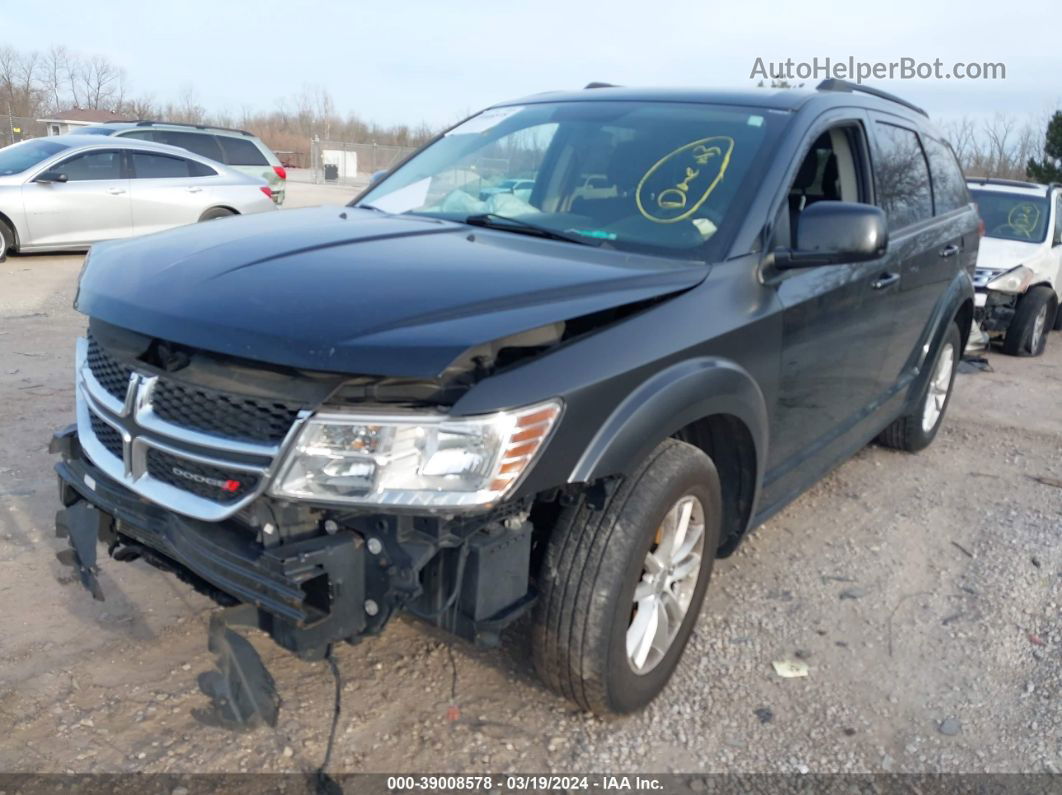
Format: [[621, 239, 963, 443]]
[[74, 121, 287, 205], [967, 178, 1062, 356], [480, 178, 535, 200], [0, 135, 276, 259]]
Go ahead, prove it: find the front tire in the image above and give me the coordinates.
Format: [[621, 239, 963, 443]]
[[877, 322, 961, 452], [0, 219, 14, 262], [1003, 286, 1055, 356], [532, 438, 722, 715]]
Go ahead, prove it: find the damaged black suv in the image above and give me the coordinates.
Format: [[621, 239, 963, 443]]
[[52, 80, 977, 721]]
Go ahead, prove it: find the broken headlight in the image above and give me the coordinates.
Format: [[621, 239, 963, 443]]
[[985, 265, 1034, 294], [271, 399, 562, 509]]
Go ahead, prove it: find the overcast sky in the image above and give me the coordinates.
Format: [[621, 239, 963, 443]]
[[3, 0, 1059, 129]]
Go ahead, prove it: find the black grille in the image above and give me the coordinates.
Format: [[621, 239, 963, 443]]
[[87, 335, 133, 401], [146, 448, 258, 503], [151, 379, 301, 444], [89, 413, 124, 459]]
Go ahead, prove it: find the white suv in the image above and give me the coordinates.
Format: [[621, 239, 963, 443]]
[[967, 179, 1062, 356]]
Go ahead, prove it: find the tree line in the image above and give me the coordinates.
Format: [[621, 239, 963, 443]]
[[3, 43, 1060, 181], [0, 44, 436, 158]]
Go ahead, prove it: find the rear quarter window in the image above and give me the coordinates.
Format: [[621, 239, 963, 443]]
[[155, 131, 225, 162], [217, 136, 269, 166], [872, 122, 933, 229], [923, 136, 970, 214]]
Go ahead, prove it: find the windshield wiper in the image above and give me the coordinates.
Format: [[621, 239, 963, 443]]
[[463, 213, 603, 247]]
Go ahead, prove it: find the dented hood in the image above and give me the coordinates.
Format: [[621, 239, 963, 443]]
[[76, 207, 708, 377]]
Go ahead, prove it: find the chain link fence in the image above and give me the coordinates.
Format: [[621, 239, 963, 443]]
[[2, 115, 47, 146], [306, 139, 419, 187]]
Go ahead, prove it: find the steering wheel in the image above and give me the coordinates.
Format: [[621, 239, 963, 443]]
[[990, 223, 1034, 239]]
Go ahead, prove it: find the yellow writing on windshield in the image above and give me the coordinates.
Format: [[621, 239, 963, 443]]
[[636, 136, 734, 223], [1007, 203, 1040, 238]]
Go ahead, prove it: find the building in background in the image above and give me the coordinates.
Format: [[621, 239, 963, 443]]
[[37, 108, 120, 136]]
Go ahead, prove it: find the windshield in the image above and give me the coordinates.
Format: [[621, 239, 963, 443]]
[[0, 139, 70, 176], [358, 101, 784, 259], [970, 189, 1050, 243]]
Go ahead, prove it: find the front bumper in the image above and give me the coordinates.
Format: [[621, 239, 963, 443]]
[[53, 425, 366, 657], [973, 288, 1018, 336], [51, 424, 536, 658]]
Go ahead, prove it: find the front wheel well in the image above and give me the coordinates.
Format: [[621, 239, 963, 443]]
[[672, 414, 757, 556], [0, 210, 19, 251]]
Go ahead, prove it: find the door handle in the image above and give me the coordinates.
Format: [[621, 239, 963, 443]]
[[187, 186, 203, 193], [871, 272, 900, 290], [939, 244, 960, 258], [106, 187, 125, 195]]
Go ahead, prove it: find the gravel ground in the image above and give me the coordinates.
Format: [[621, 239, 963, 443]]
[[0, 184, 1059, 776]]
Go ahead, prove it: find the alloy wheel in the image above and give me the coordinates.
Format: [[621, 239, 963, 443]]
[[626, 494, 706, 674], [921, 342, 955, 433], [1031, 304, 1047, 353]]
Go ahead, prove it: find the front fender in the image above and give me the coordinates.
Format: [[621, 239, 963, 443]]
[[568, 356, 768, 487]]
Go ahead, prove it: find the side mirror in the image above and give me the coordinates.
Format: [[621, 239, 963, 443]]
[[36, 171, 69, 184], [772, 201, 887, 268], [369, 170, 387, 186]]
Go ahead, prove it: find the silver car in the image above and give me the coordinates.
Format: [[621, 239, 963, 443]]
[[0, 135, 276, 259]]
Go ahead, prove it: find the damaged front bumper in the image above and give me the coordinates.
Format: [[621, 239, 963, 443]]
[[50, 424, 536, 724], [973, 288, 1018, 338]]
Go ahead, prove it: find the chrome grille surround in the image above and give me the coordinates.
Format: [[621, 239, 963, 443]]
[[74, 337, 309, 522]]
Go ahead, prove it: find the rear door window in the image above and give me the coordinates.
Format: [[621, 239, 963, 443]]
[[58, 150, 123, 181], [130, 152, 216, 178], [872, 122, 933, 229], [217, 136, 269, 166], [923, 136, 970, 215]]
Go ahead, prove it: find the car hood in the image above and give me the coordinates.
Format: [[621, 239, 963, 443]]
[[975, 236, 1042, 271], [77, 207, 708, 377]]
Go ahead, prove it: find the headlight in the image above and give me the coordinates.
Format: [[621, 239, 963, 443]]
[[271, 399, 562, 509], [985, 265, 1034, 294]]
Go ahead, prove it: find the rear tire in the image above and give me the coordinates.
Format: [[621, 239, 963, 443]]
[[1052, 296, 1062, 332], [1002, 286, 1055, 356], [199, 207, 236, 222], [532, 438, 722, 715], [877, 322, 960, 453], [0, 219, 14, 262]]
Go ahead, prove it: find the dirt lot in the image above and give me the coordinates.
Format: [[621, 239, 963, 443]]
[[0, 182, 1059, 776]]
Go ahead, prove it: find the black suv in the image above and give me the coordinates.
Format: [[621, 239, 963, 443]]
[[52, 80, 977, 722]]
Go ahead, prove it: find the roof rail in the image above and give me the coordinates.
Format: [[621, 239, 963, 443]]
[[107, 119, 254, 136], [584, 82, 619, 89], [966, 176, 1043, 190], [816, 79, 928, 117]]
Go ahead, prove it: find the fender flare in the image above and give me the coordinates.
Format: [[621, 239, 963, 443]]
[[905, 271, 974, 409], [568, 357, 769, 489]]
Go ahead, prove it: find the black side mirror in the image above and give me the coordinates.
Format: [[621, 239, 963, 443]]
[[773, 201, 887, 268], [36, 171, 69, 183], [369, 170, 387, 186]]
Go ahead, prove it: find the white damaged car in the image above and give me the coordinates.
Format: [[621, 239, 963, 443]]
[[967, 178, 1062, 356]]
